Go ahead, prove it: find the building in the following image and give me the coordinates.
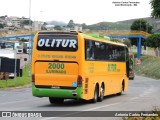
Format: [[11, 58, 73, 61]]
[[32, 21, 41, 30]]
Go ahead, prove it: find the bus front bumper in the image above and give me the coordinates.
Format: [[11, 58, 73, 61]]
[[32, 85, 82, 99]]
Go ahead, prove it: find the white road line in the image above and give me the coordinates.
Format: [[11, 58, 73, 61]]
[[83, 102, 119, 111], [40, 102, 120, 120], [0, 98, 39, 105], [130, 97, 139, 100]]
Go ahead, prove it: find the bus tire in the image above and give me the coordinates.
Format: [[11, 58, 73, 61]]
[[117, 82, 124, 95], [49, 97, 64, 104], [92, 85, 98, 103], [98, 85, 104, 102]]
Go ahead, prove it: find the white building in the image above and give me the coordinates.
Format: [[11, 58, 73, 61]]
[[9, 16, 21, 28], [74, 26, 82, 31], [45, 25, 55, 30], [32, 21, 41, 30]]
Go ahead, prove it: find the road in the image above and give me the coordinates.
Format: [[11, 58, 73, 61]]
[[0, 76, 160, 120]]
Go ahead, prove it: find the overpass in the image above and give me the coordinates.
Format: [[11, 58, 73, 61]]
[[89, 30, 151, 58], [0, 30, 151, 58]]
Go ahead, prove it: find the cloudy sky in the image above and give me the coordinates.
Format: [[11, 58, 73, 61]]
[[0, 0, 152, 25]]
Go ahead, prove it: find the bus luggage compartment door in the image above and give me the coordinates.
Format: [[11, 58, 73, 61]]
[[34, 62, 78, 87]]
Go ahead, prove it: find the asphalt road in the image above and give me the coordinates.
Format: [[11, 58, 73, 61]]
[[0, 76, 160, 120]]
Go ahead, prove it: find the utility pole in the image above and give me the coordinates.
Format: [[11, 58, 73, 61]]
[[40, 11, 44, 30], [28, 0, 31, 76]]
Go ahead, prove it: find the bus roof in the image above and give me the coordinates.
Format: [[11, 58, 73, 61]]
[[82, 33, 126, 47], [36, 31, 127, 47]]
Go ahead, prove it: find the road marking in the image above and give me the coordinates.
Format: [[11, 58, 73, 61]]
[[130, 97, 139, 100], [40, 102, 120, 120], [0, 98, 39, 105], [83, 102, 119, 111]]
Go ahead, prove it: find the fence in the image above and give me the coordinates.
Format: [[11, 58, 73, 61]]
[[130, 46, 160, 57]]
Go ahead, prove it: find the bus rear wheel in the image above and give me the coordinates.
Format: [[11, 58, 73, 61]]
[[49, 97, 64, 104], [98, 85, 104, 102], [92, 86, 98, 103]]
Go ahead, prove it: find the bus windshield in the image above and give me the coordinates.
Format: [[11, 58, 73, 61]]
[[37, 35, 78, 51]]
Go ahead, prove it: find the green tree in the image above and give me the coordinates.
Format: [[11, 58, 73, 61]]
[[67, 20, 75, 29], [82, 23, 87, 29], [150, 0, 160, 18], [0, 23, 4, 28], [123, 39, 131, 48], [21, 20, 33, 25], [54, 25, 62, 30], [110, 38, 120, 42], [43, 22, 48, 25], [130, 19, 152, 33], [130, 19, 153, 46], [146, 33, 160, 49]]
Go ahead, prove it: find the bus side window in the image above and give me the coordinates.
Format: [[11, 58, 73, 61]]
[[85, 40, 95, 60]]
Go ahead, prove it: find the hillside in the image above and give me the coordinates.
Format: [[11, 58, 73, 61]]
[[86, 22, 131, 30], [116, 17, 157, 25], [46, 17, 160, 31], [135, 55, 160, 80]]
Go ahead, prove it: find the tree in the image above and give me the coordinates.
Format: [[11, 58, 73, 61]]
[[110, 38, 120, 42], [130, 19, 153, 46], [146, 33, 160, 49], [43, 22, 48, 26], [123, 39, 131, 48], [21, 20, 33, 25], [150, 0, 160, 18], [67, 20, 75, 29], [81, 23, 87, 29], [54, 25, 62, 30], [130, 19, 153, 33]]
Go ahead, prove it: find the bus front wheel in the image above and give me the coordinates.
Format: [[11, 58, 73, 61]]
[[49, 97, 64, 104], [117, 82, 124, 95]]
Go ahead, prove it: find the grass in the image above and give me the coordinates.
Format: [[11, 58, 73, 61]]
[[135, 55, 160, 80], [0, 65, 31, 89]]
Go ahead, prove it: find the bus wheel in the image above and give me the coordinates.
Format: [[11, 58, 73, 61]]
[[117, 83, 124, 95], [49, 97, 64, 104], [98, 85, 104, 102], [92, 86, 98, 103]]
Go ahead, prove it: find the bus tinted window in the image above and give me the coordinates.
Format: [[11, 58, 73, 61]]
[[37, 36, 78, 51], [85, 39, 125, 61]]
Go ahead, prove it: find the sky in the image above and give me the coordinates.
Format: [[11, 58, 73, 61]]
[[0, 0, 152, 25]]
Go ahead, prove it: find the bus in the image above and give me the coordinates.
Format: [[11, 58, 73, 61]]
[[32, 31, 129, 104]]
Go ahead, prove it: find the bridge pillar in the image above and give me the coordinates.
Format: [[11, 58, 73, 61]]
[[137, 37, 142, 58]]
